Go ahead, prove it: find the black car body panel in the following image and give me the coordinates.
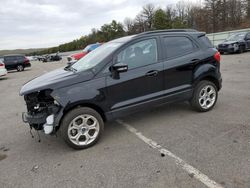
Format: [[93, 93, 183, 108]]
[[20, 68, 94, 96], [20, 30, 222, 134]]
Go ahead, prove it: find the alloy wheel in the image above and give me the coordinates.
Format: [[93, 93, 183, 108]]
[[67, 114, 100, 146]]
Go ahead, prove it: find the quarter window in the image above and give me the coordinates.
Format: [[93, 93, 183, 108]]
[[116, 39, 158, 69], [246, 33, 250, 39], [163, 36, 197, 59]]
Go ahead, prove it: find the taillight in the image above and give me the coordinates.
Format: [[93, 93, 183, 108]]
[[214, 51, 220, 63], [0, 63, 4, 67], [24, 57, 29, 64]]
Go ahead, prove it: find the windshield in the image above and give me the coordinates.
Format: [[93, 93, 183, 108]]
[[72, 42, 122, 72], [226, 33, 246, 41]]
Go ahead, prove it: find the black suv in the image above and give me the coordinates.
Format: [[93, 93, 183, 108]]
[[20, 30, 222, 149], [3, 54, 31, 71], [218, 32, 250, 54]]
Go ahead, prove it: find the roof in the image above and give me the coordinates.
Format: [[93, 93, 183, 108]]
[[138, 29, 198, 36], [3, 54, 24, 57], [110, 35, 136, 43]]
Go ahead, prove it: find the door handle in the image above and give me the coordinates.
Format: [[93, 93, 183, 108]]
[[146, 70, 158, 77]]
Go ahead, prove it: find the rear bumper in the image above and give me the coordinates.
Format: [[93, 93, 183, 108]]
[[0, 68, 7, 77], [25, 63, 31, 68], [218, 77, 222, 90]]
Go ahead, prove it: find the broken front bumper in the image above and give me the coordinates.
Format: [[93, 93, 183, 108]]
[[22, 105, 63, 134], [22, 112, 47, 124]]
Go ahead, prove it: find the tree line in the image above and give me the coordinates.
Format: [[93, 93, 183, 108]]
[[30, 0, 250, 55]]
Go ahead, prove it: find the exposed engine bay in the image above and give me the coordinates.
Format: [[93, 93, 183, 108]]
[[22, 89, 61, 134]]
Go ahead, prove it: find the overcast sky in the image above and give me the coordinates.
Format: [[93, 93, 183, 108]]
[[0, 0, 179, 50]]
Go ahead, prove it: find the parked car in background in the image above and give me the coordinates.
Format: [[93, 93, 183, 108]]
[[218, 32, 250, 54], [42, 53, 62, 63], [20, 29, 222, 149], [0, 60, 7, 77], [67, 43, 102, 65], [27, 56, 37, 61], [37, 55, 46, 61], [3, 54, 31, 71]]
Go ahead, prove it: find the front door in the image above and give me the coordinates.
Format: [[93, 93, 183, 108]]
[[106, 38, 164, 117]]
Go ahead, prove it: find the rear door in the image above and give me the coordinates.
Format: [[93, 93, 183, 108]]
[[160, 35, 202, 98]]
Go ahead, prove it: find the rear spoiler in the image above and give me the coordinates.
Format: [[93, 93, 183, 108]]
[[197, 32, 206, 38]]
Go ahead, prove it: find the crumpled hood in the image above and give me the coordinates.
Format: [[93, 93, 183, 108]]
[[221, 40, 244, 45], [20, 68, 94, 96]]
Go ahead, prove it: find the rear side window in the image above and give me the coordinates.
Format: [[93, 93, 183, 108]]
[[17, 56, 25, 60], [4, 56, 16, 61], [198, 36, 213, 48], [163, 36, 197, 59]]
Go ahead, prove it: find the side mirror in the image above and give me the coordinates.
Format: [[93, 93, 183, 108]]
[[110, 63, 128, 79]]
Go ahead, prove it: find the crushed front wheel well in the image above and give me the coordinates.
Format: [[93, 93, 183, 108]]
[[58, 103, 106, 129]]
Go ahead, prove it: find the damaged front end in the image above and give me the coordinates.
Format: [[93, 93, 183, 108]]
[[22, 89, 61, 135]]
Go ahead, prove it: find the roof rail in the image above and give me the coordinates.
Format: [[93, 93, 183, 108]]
[[138, 29, 198, 36]]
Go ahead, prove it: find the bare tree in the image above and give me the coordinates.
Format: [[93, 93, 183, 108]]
[[141, 3, 155, 30], [123, 17, 134, 32]]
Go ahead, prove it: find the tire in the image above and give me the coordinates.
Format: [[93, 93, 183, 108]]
[[190, 80, 218, 112], [220, 52, 224, 55], [238, 46, 244, 54], [17, 65, 24, 71], [60, 107, 104, 149]]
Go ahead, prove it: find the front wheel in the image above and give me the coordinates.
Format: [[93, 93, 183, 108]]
[[190, 80, 218, 112], [60, 107, 104, 149], [238, 46, 244, 54]]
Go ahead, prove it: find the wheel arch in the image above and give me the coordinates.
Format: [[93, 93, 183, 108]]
[[193, 64, 221, 91], [57, 102, 106, 131], [63, 102, 106, 122], [199, 76, 220, 90]]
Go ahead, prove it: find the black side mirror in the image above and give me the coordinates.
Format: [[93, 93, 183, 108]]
[[110, 63, 128, 79]]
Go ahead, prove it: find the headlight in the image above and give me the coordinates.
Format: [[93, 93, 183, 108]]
[[233, 43, 238, 48], [54, 100, 60, 106]]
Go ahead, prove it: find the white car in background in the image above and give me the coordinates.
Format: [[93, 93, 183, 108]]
[[0, 60, 7, 77]]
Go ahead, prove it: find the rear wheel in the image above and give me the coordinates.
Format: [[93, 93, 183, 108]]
[[17, 65, 24, 71], [190, 80, 218, 112], [60, 107, 104, 149]]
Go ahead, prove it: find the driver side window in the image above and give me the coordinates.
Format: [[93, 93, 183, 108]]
[[116, 39, 158, 70]]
